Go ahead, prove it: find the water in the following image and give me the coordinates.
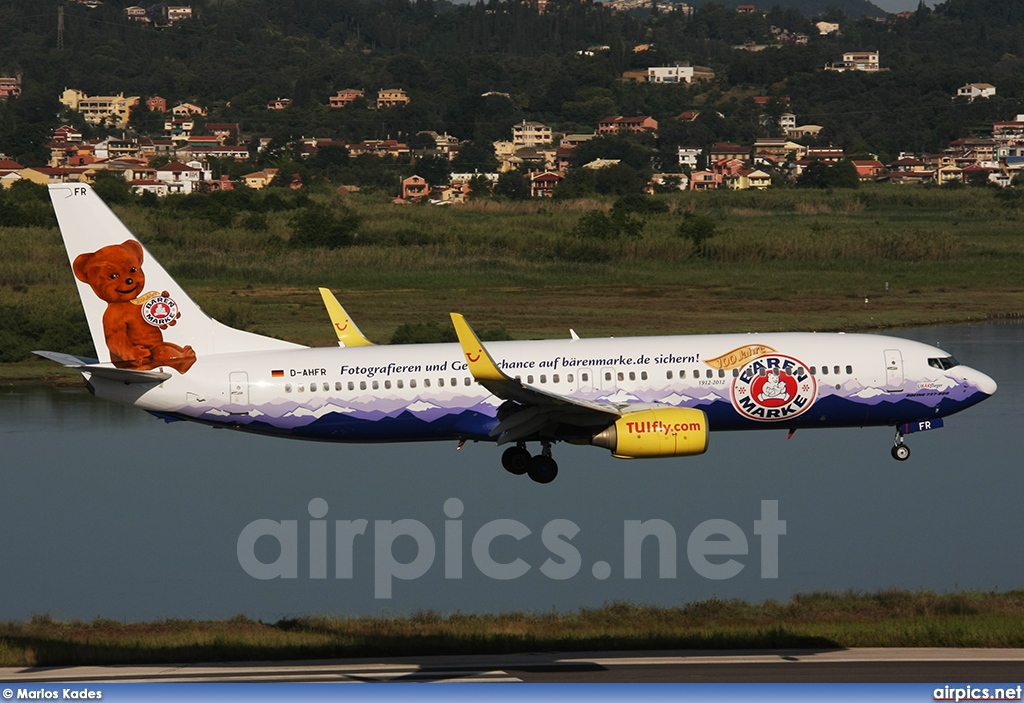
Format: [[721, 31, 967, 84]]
[[0, 322, 1021, 622]]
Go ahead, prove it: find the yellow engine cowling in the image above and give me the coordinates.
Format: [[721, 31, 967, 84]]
[[591, 408, 709, 459]]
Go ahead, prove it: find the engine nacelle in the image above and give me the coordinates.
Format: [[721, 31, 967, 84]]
[[591, 408, 709, 459]]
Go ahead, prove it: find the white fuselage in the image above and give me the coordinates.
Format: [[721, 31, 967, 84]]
[[87, 332, 997, 444]]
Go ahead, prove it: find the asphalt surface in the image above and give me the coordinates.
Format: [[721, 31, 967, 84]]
[[3, 648, 1024, 683]]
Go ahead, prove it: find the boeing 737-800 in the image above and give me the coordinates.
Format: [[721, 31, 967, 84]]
[[38, 184, 997, 483]]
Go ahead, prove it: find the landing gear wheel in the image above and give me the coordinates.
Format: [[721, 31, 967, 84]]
[[527, 455, 558, 484], [501, 445, 531, 475], [891, 444, 910, 461]]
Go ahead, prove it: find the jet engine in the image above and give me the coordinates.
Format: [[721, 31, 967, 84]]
[[591, 408, 709, 458]]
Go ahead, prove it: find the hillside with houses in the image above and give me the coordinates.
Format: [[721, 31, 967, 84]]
[[1, 0, 1023, 202]]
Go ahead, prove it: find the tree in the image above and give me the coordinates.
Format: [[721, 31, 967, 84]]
[[452, 140, 500, 172], [494, 171, 530, 200], [796, 160, 859, 189], [413, 155, 452, 187], [91, 171, 135, 205], [468, 174, 493, 199]]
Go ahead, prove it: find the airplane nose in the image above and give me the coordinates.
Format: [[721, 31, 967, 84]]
[[962, 367, 998, 396]]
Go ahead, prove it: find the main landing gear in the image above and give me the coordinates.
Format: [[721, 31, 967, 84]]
[[891, 428, 911, 461], [502, 441, 559, 484]]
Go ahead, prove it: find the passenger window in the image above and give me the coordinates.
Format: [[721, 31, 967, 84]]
[[540, 374, 546, 384], [758, 369, 766, 377], [718, 369, 725, 378], [410, 379, 416, 388], [641, 371, 648, 381], [681, 370, 686, 379], [667, 371, 673, 379], [464, 377, 471, 386], [298, 384, 305, 392], [527, 375, 534, 384], [567, 374, 574, 383], [285, 384, 292, 393], [846, 365, 853, 375], [605, 372, 612, 381], [372, 380, 379, 390], [810, 366, 816, 375], [439, 378, 445, 387], [451, 378, 457, 387], [553, 374, 559, 383], [833, 366, 840, 375], [732, 369, 739, 377], [347, 381, 354, 391], [384, 380, 391, 389], [617, 372, 624, 381], [706, 369, 713, 378], [821, 366, 828, 375], [628, 372, 635, 381], [580, 373, 587, 382], [397, 380, 403, 389], [335, 382, 341, 391], [360, 381, 366, 390]]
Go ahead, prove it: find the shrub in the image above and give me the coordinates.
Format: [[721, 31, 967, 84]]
[[289, 203, 361, 249], [675, 211, 717, 254]]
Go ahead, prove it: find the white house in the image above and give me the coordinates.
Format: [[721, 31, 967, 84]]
[[956, 83, 996, 102], [511, 121, 552, 149], [677, 146, 702, 169], [825, 51, 879, 73], [648, 64, 695, 84], [155, 160, 210, 194]]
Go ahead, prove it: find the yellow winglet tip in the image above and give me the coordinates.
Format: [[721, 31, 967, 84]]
[[449, 313, 507, 383], [319, 288, 374, 347]]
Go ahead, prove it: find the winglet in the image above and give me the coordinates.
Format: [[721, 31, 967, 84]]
[[318, 288, 374, 347], [449, 313, 509, 382]]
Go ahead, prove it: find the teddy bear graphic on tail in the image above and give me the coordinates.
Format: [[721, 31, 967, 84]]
[[73, 240, 197, 374]]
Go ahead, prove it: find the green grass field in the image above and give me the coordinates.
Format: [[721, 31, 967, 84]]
[[1, 590, 1023, 667], [2, 184, 1023, 377]]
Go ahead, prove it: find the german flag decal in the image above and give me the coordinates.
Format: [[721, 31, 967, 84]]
[[271, 370, 284, 378]]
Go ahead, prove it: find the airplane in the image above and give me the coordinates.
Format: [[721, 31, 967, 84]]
[[37, 183, 997, 483]]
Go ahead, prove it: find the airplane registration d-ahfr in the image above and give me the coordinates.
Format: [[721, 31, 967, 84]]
[[38, 184, 997, 483]]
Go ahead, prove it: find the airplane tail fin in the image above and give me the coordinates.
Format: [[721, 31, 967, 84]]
[[48, 183, 302, 374]]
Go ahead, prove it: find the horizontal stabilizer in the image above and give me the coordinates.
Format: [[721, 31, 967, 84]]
[[34, 350, 170, 384]]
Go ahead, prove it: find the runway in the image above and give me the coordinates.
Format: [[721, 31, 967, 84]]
[[4, 648, 1024, 683]]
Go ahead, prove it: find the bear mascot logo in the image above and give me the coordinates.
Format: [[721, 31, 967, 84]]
[[73, 240, 197, 374]]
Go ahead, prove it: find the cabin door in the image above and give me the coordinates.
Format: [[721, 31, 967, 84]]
[[883, 350, 904, 391], [229, 371, 250, 414]]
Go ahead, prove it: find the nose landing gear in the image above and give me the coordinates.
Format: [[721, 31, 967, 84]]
[[501, 441, 559, 483], [891, 429, 911, 461]]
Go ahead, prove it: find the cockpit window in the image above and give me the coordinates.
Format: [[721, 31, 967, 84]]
[[928, 356, 960, 370]]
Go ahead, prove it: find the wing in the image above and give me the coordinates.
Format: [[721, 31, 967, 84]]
[[451, 313, 658, 445], [318, 288, 374, 347]]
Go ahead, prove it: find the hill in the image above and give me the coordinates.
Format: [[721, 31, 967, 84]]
[[0, 0, 1022, 168], [688, 0, 887, 19]]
